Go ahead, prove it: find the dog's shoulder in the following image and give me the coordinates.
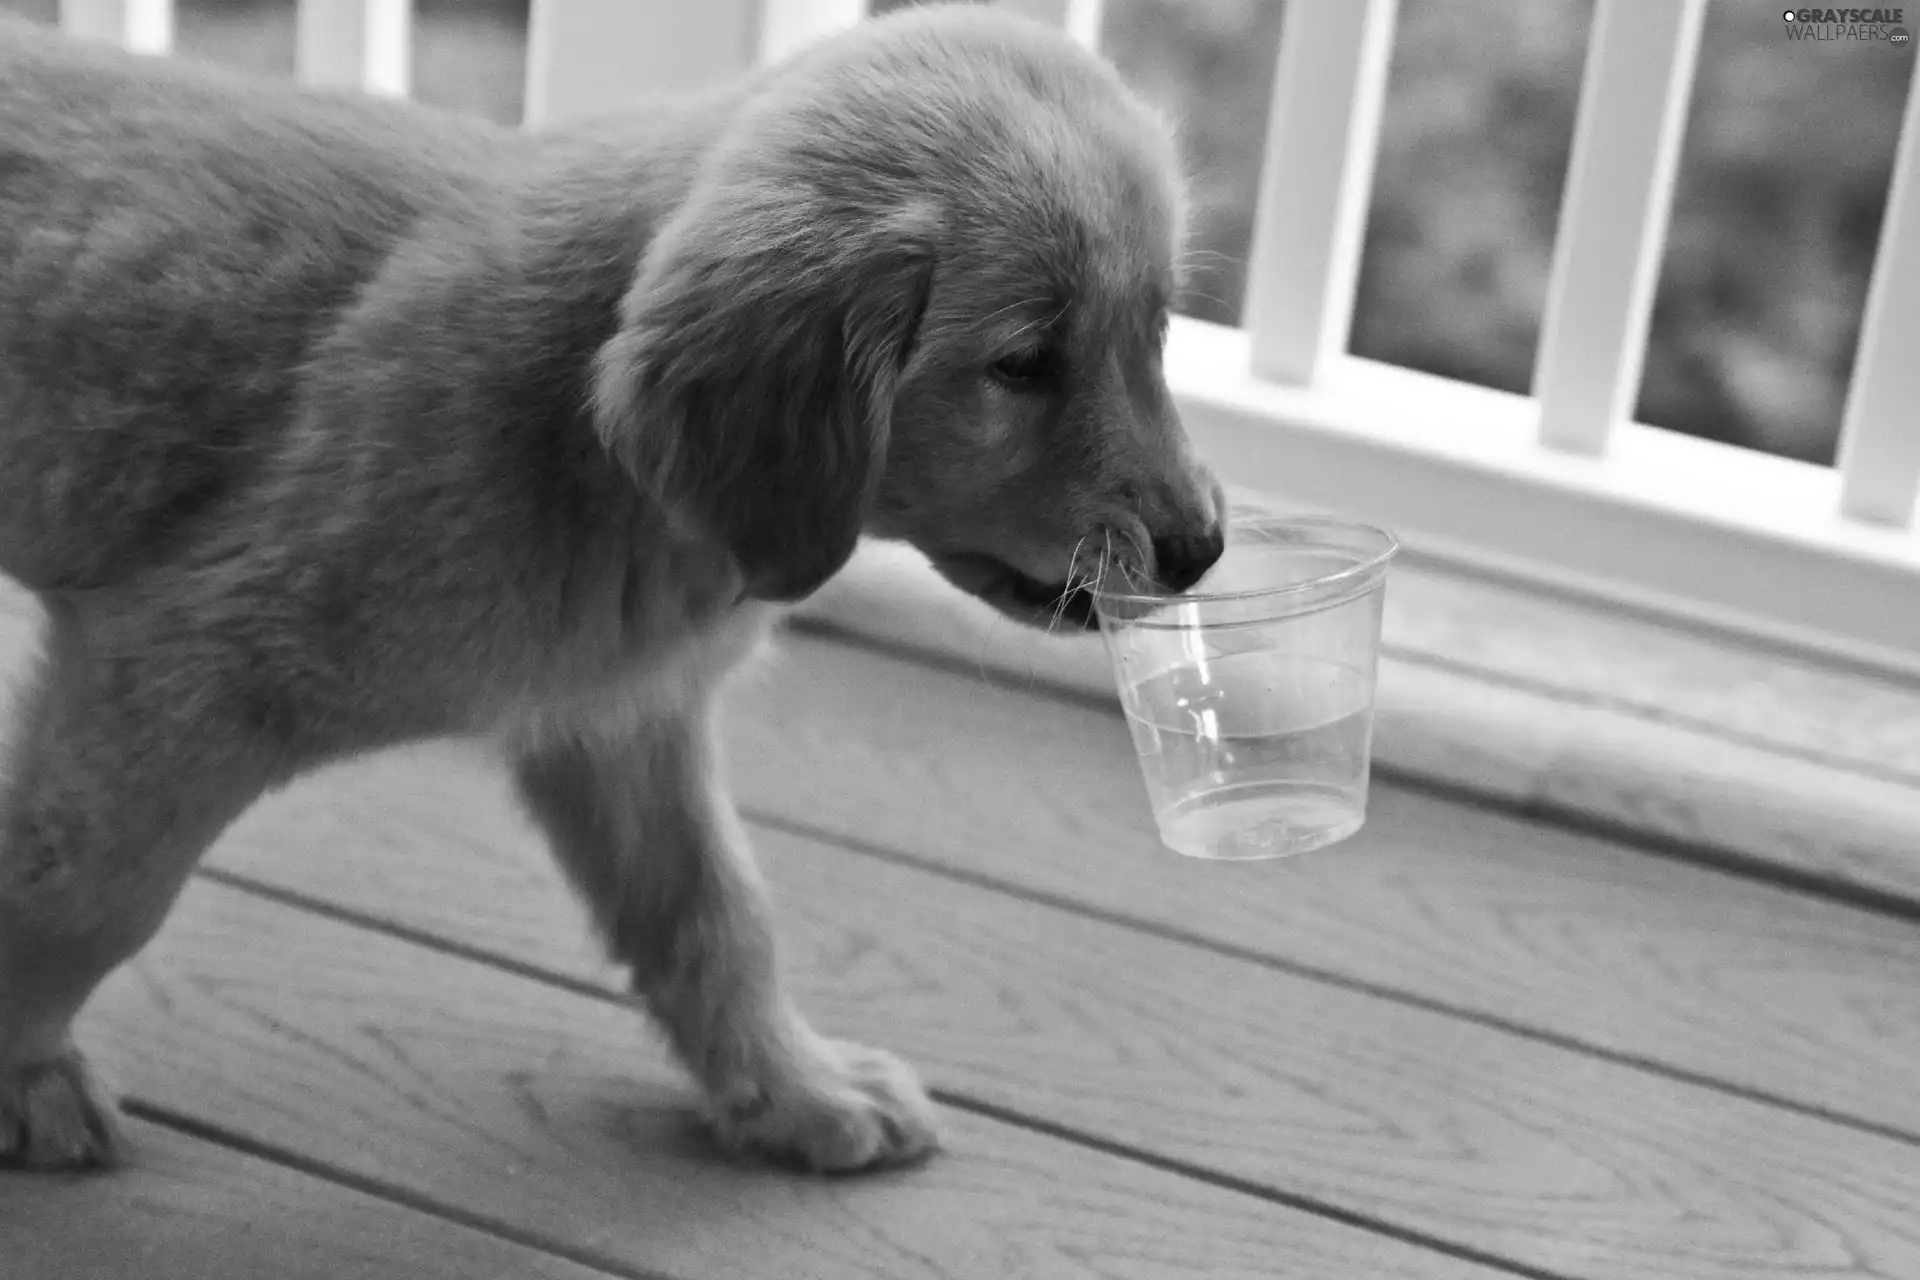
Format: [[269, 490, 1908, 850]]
[[0, 18, 535, 593]]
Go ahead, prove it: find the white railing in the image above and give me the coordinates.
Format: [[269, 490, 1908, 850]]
[[52, 0, 1920, 677], [1243, 0, 1398, 388], [56, 0, 171, 55], [295, 0, 409, 98], [1530, 0, 1706, 457]]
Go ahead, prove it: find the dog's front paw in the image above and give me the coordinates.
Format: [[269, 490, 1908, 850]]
[[712, 1038, 941, 1174], [0, 1048, 123, 1172]]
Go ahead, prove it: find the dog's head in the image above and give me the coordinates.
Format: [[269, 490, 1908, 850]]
[[591, 3, 1224, 626]]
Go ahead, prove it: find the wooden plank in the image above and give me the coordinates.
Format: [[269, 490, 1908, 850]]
[[81, 877, 1504, 1280], [1, 1116, 611, 1280], [1836, 62, 1920, 529], [1243, 0, 1398, 385], [1531, 0, 1708, 455], [719, 632, 1920, 1140], [1374, 563, 1920, 789], [195, 743, 1920, 1279]]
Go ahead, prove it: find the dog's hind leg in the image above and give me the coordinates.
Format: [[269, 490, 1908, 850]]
[[0, 599, 284, 1170], [512, 706, 942, 1174]]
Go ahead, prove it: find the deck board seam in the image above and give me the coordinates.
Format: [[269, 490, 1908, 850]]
[[193, 852, 1920, 1164], [196, 865, 623, 1003], [736, 809, 1920, 1151], [1377, 645, 1920, 791], [1499, 796, 1920, 926], [943, 1094, 1581, 1280], [117, 1097, 671, 1280]]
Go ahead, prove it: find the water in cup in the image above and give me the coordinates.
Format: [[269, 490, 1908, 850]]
[[1096, 515, 1396, 860], [1120, 650, 1375, 860]]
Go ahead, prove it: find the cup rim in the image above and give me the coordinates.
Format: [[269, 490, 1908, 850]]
[[1092, 515, 1400, 610]]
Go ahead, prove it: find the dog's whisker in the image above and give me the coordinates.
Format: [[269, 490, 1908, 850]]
[[1045, 578, 1075, 637], [1003, 301, 1074, 351], [979, 297, 1054, 329], [1178, 289, 1234, 315], [1043, 534, 1095, 637], [1004, 318, 1049, 347], [1045, 580, 1075, 637], [1175, 247, 1237, 268]]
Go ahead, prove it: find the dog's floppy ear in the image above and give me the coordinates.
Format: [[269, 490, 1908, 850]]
[[591, 142, 936, 604]]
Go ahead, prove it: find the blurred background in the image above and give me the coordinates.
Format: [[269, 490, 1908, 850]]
[[3, 0, 1910, 465]]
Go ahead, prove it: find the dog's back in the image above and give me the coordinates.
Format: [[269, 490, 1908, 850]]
[[0, 18, 512, 591]]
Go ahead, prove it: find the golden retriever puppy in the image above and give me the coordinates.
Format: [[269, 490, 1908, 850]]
[[0, 2, 1224, 1173]]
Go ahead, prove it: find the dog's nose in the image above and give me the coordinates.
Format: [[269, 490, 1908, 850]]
[[1152, 527, 1225, 593]]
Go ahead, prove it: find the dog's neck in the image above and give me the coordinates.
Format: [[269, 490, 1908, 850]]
[[435, 93, 767, 636]]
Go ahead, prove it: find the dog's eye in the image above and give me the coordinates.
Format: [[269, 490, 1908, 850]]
[[990, 346, 1061, 388]]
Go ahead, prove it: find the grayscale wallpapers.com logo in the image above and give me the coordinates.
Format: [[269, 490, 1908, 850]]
[[1782, 7, 1912, 45]]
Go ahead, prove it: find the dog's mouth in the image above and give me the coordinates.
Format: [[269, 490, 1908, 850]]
[[928, 553, 1099, 632]]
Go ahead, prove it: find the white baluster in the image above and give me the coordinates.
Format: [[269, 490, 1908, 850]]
[[58, 0, 172, 55], [296, 0, 412, 98], [1532, 0, 1708, 457], [996, 0, 1102, 49], [1836, 62, 1920, 529], [758, 0, 867, 67], [1242, 0, 1399, 388]]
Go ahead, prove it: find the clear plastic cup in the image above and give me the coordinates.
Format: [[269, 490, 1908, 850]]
[[1094, 514, 1398, 861]]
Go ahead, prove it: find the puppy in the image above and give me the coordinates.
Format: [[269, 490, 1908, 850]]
[[0, 3, 1225, 1174]]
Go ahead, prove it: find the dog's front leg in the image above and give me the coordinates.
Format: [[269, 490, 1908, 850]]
[[512, 707, 941, 1173]]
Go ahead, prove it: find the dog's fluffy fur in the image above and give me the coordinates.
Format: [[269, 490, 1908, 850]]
[[0, 4, 1224, 1173]]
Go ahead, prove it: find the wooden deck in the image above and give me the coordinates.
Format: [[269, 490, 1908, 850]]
[[5, 609, 1920, 1279]]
